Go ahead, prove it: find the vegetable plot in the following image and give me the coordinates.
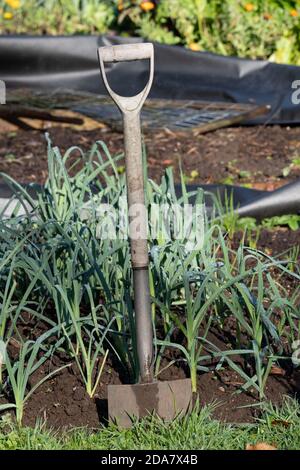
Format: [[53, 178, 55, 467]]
[[0, 137, 299, 425]]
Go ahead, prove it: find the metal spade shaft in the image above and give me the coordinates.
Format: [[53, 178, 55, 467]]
[[123, 109, 153, 383], [98, 43, 154, 383]]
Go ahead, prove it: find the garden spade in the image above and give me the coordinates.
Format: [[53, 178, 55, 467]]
[[98, 43, 192, 427]]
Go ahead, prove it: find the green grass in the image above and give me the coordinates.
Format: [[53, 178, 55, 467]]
[[0, 398, 300, 450]]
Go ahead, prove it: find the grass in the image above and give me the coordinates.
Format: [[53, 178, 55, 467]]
[[0, 398, 300, 450]]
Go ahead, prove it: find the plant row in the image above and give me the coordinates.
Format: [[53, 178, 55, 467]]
[[0, 136, 299, 425]]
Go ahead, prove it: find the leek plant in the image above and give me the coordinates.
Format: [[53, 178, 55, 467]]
[[0, 327, 68, 425], [152, 220, 300, 397], [57, 282, 110, 398]]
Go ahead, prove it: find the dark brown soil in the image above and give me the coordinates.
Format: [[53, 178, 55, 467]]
[[10, 337, 299, 429], [233, 227, 300, 258], [0, 313, 298, 429], [257, 227, 300, 254], [1, 122, 300, 189], [22, 355, 122, 429], [198, 368, 299, 423]]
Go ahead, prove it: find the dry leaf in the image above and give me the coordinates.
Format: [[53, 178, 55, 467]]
[[270, 365, 286, 376], [246, 442, 277, 451], [8, 337, 21, 349], [251, 182, 282, 191], [271, 419, 290, 428]]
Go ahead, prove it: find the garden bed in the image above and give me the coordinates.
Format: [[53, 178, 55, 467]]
[[2, 325, 298, 430], [0, 120, 299, 433], [1, 122, 300, 188], [0, 225, 299, 429]]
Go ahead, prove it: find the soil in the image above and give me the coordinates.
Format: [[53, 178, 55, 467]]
[[20, 364, 298, 429], [255, 227, 300, 254], [0, 119, 299, 430], [1, 120, 300, 189], [1, 324, 298, 430]]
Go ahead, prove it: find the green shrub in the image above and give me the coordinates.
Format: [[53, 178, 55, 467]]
[[119, 0, 300, 63], [1, 1, 300, 63], [0, 0, 116, 35]]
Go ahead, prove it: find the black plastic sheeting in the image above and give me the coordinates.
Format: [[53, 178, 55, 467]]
[[0, 35, 300, 218], [1, 179, 299, 220], [183, 181, 300, 219], [236, 179, 300, 219], [1, 34, 300, 124]]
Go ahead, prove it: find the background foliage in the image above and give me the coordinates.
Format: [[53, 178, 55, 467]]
[[1, 0, 300, 64]]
